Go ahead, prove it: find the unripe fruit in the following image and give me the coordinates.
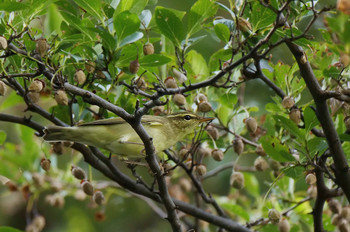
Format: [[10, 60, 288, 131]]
[[0, 36, 7, 50], [81, 180, 94, 195], [28, 79, 44, 92], [195, 93, 208, 105], [254, 157, 269, 171], [245, 117, 257, 134], [197, 147, 211, 157], [96, 70, 106, 79], [233, 137, 244, 155], [85, 61, 96, 73], [71, 166, 86, 180], [344, 116, 350, 131], [32, 173, 44, 187], [269, 159, 281, 171], [305, 173, 316, 185], [289, 108, 301, 124], [332, 214, 342, 225], [143, 42, 154, 55], [206, 125, 219, 140], [212, 149, 224, 161], [55, 90, 69, 106], [164, 76, 178, 89], [282, 96, 295, 109], [338, 219, 350, 232], [0, 80, 7, 96], [93, 191, 105, 205], [178, 178, 192, 192], [340, 53, 350, 67], [307, 185, 317, 198], [35, 38, 49, 57], [178, 148, 190, 159], [40, 158, 51, 171], [340, 206, 350, 219], [27, 92, 40, 103], [278, 218, 291, 232], [74, 70, 86, 85], [198, 101, 212, 112], [135, 77, 146, 90], [173, 94, 186, 106], [32, 215, 46, 231], [129, 59, 140, 74], [152, 105, 164, 115], [195, 164, 207, 177], [172, 67, 187, 83], [45, 194, 65, 208], [256, 144, 266, 156], [328, 198, 342, 214], [268, 209, 281, 224], [230, 172, 244, 189]]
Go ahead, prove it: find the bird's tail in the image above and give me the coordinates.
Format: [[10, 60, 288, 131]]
[[43, 126, 76, 142]]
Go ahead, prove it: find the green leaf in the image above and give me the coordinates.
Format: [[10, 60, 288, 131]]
[[307, 137, 328, 158], [139, 54, 172, 67], [303, 106, 319, 132], [251, 2, 275, 31], [155, 7, 185, 46], [116, 0, 148, 14], [0, 131, 6, 145], [323, 66, 340, 79], [214, 23, 231, 43], [221, 203, 250, 221], [217, 105, 231, 126], [261, 135, 296, 162], [219, 93, 237, 108], [74, 0, 102, 20], [94, 26, 117, 51], [273, 115, 305, 140], [139, 9, 152, 29], [282, 165, 304, 180], [60, 11, 93, 40], [114, 11, 140, 45], [208, 48, 232, 72], [185, 50, 209, 80], [45, 3, 63, 36], [187, 0, 218, 37], [120, 32, 144, 47], [0, 1, 28, 11], [0, 227, 23, 232]]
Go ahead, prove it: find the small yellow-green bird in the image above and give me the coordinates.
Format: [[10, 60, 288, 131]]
[[43, 113, 214, 157]]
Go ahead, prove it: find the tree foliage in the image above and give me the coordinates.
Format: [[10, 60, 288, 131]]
[[1, 0, 350, 231]]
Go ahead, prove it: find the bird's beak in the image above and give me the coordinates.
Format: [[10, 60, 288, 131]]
[[199, 117, 215, 123]]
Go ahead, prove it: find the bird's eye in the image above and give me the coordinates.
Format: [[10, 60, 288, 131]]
[[184, 115, 191, 120]]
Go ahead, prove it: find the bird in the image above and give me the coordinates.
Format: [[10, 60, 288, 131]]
[[43, 112, 214, 157]]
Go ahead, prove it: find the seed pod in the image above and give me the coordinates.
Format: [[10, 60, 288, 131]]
[[143, 42, 154, 55], [195, 93, 208, 105], [93, 191, 105, 205], [344, 116, 350, 131], [96, 70, 106, 79], [338, 219, 350, 232], [55, 90, 69, 106], [85, 61, 96, 73], [212, 149, 224, 161], [198, 101, 212, 113], [74, 70, 86, 85], [254, 157, 269, 171], [152, 105, 164, 115], [340, 53, 350, 67], [268, 209, 281, 224], [328, 198, 342, 214], [32, 215, 46, 231], [81, 180, 94, 196], [173, 94, 186, 106], [35, 38, 49, 57], [172, 67, 187, 83], [135, 77, 146, 90], [332, 214, 342, 226], [32, 173, 45, 187], [282, 96, 295, 109], [52, 142, 63, 155], [305, 173, 317, 185], [340, 206, 350, 219], [233, 137, 244, 155], [206, 125, 219, 140], [230, 171, 244, 189], [25, 223, 37, 232], [74, 189, 87, 201], [197, 147, 211, 157], [0, 36, 7, 50], [178, 178, 192, 192], [129, 59, 140, 74], [245, 117, 257, 134], [195, 164, 207, 177], [28, 79, 44, 92], [0, 80, 7, 96], [27, 92, 40, 103], [50, 180, 63, 192], [164, 76, 178, 88], [71, 166, 86, 180], [45, 194, 65, 208], [307, 185, 317, 198], [278, 218, 291, 232], [237, 17, 252, 33], [269, 159, 281, 171], [256, 144, 266, 156], [178, 148, 190, 159], [289, 108, 301, 124], [40, 158, 51, 171]]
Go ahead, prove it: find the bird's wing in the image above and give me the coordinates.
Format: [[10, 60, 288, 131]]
[[78, 115, 165, 127]]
